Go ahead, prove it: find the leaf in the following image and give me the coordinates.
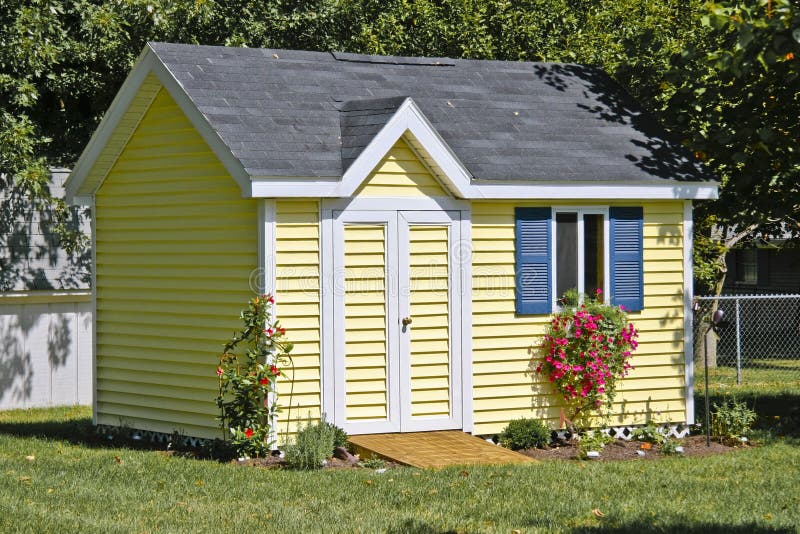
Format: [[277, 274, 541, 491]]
[[113, 455, 122, 464], [24, 455, 35, 461], [592, 508, 605, 517]]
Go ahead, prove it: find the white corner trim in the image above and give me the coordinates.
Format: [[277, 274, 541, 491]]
[[459, 210, 474, 433], [65, 48, 157, 201], [319, 208, 336, 425], [683, 200, 695, 424], [338, 98, 473, 199], [90, 197, 98, 426], [258, 199, 277, 296]]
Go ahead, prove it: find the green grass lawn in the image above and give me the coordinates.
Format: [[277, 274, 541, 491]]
[[1, 407, 799, 533], [695, 359, 800, 394]]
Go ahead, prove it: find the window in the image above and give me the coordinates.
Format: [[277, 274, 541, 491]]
[[554, 209, 606, 300], [515, 206, 643, 314], [734, 248, 758, 284]]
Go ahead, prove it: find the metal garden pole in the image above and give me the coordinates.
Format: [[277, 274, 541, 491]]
[[704, 325, 711, 447], [735, 298, 742, 385]]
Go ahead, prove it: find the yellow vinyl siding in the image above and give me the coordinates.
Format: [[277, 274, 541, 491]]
[[354, 138, 449, 197], [95, 87, 258, 439], [471, 201, 686, 434], [408, 225, 451, 417], [344, 225, 389, 421], [274, 201, 322, 439]]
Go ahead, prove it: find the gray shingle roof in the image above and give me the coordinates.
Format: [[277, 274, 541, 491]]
[[150, 42, 713, 184]]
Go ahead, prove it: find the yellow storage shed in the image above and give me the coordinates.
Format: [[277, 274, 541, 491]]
[[66, 43, 717, 441]]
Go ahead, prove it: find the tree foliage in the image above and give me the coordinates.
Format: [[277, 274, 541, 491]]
[[7, 0, 794, 293], [663, 0, 800, 292]]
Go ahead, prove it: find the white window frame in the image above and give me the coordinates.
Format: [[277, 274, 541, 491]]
[[551, 206, 610, 311], [734, 248, 758, 285]]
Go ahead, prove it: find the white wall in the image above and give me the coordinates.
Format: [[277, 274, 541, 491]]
[[0, 291, 92, 410]]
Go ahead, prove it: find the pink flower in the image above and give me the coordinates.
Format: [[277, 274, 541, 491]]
[[216, 366, 224, 377], [596, 288, 602, 295]]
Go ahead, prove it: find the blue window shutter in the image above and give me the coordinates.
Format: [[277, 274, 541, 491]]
[[515, 207, 552, 314], [609, 207, 644, 312]]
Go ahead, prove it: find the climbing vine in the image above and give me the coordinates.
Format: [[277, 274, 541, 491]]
[[216, 294, 292, 458]]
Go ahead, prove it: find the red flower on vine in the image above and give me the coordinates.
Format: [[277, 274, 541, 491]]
[[216, 366, 224, 377], [270, 365, 280, 376], [260, 377, 269, 385], [244, 428, 254, 439]]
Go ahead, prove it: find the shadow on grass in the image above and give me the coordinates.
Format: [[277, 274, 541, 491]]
[[0, 415, 233, 458], [0, 415, 95, 444], [570, 522, 794, 533]]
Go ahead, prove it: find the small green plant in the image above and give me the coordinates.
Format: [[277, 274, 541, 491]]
[[498, 418, 551, 450], [359, 457, 387, 469], [660, 438, 682, 455], [576, 430, 613, 459], [283, 417, 336, 470], [711, 397, 757, 445], [631, 420, 667, 445], [325, 421, 349, 450], [216, 294, 293, 458]]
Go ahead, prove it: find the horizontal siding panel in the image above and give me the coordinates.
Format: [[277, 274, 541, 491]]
[[95, 88, 257, 439], [97, 403, 218, 435]]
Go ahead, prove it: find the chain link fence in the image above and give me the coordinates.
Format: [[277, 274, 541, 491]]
[[694, 294, 800, 388]]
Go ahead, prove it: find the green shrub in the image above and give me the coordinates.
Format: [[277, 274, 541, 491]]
[[283, 418, 336, 470], [712, 398, 757, 444], [325, 421, 349, 450], [498, 418, 551, 450]]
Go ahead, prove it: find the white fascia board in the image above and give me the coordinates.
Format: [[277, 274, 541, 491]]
[[64, 47, 156, 202], [470, 182, 719, 200], [250, 176, 342, 197], [149, 53, 253, 198]]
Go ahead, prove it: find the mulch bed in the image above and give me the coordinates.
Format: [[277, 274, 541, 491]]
[[519, 434, 744, 461], [224, 435, 748, 468]]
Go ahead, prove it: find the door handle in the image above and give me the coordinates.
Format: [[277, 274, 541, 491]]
[[402, 317, 413, 326]]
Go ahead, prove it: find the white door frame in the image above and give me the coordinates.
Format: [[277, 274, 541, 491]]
[[321, 203, 472, 435], [398, 210, 463, 432]]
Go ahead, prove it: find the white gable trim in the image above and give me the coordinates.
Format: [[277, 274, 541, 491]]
[[339, 98, 473, 198], [65, 47, 157, 201], [65, 44, 252, 202]]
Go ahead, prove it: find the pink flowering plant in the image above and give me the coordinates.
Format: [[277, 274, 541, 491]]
[[216, 294, 292, 457], [536, 289, 638, 431]]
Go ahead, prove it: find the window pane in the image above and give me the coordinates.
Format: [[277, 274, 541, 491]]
[[583, 214, 604, 296], [735, 248, 758, 283], [556, 213, 578, 299]]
